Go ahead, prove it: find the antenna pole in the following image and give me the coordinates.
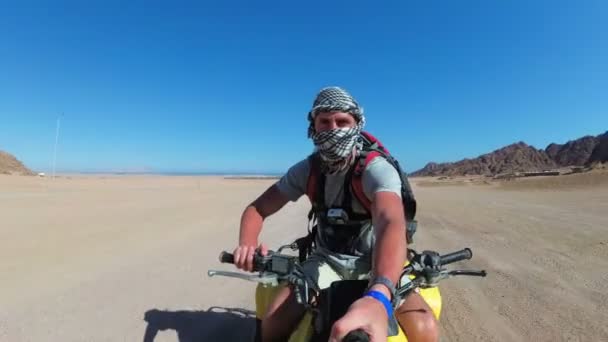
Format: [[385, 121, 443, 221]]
[[52, 114, 62, 179]]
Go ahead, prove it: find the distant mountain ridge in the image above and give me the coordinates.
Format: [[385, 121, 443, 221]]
[[0, 150, 34, 175], [412, 131, 608, 177], [586, 131, 608, 164]]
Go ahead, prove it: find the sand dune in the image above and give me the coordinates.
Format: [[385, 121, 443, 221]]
[[1, 174, 607, 341]]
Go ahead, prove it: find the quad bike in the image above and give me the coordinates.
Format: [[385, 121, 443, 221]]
[[208, 243, 486, 342]]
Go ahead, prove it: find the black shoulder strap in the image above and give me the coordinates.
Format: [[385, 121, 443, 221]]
[[309, 152, 326, 214], [315, 171, 326, 212], [342, 163, 356, 214]]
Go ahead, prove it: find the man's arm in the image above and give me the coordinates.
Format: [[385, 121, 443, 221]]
[[329, 191, 407, 342], [368, 191, 407, 297], [330, 191, 407, 342], [330, 155, 407, 341], [235, 184, 290, 271], [239, 184, 290, 245], [235, 158, 309, 271]]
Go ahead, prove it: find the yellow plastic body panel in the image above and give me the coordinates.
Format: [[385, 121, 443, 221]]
[[255, 281, 442, 342]]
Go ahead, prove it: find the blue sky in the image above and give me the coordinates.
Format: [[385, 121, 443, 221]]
[[1, 1, 606, 174]]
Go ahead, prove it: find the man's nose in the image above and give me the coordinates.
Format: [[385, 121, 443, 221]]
[[328, 120, 337, 130]]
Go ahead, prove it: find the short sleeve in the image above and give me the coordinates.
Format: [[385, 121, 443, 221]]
[[275, 158, 311, 202], [361, 157, 402, 201]]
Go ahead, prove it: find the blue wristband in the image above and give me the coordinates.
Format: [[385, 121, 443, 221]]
[[364, 290, 393, 317]]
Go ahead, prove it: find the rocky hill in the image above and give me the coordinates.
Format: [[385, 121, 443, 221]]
[[0, 150, 35, 175], [411, 142, 557, 177], [545, 135, 599, 166], [587, 132, 608, 164], [412, 131, 607, 177]]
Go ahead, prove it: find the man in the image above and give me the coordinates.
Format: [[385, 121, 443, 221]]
[[233, 87, 439, 342]]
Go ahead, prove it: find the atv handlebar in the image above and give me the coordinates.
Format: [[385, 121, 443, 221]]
[[219, 248, 473, 269], [342, 329, 369, 342], [217, 250, 295, 276], [219, 251, 235, 264], [401, 247, 474, 275], [440, 248, 472, 265]]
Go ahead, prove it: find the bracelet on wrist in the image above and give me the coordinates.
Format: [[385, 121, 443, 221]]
[[364, 290, 393, 317]]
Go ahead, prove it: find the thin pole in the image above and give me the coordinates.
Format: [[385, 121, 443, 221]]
[[52, 114, 62, 179]]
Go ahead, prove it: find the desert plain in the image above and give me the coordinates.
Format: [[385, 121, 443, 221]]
[[1, 171, 607, 341]]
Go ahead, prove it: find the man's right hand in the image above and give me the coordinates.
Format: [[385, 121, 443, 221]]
[[233, 243, 268, 272]]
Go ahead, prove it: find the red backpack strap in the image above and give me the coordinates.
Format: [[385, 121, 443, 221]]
[[351, 173, 372, 213], [351, 131, 390, 213], [306, 153, 320, 203], [352, 151, 381, 214]]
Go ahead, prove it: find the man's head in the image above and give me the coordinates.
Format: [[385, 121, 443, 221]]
[[307, 86, 366, 174]]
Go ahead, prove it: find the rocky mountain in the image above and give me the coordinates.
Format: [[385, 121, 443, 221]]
[[411, 142, 557, 177], [545, 135, 599, 166], [587, 132, 608, 164], [0, 150, 34, 175], [412, 131, 607, 177]]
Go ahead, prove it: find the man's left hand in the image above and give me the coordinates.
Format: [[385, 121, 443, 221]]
[[328, 295, 389, 342]]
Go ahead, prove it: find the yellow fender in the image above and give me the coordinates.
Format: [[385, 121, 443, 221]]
[[388, 286, 441, 342], [255, 283, 315, 342], [255, 280, 442, 342]]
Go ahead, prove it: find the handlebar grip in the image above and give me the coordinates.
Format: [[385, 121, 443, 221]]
[[342, 329, 370, 342], [440, 248, 472, 265], [219, 251, 235, 264]]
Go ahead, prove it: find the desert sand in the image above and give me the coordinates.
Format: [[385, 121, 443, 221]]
[[1, 172, 607, 341]]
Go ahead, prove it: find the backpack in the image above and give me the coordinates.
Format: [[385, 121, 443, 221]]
[[294, 131, 418, 261]]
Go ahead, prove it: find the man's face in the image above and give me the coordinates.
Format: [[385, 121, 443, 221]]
[[313, 111, 356, 133]]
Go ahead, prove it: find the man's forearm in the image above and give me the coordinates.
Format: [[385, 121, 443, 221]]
[[371, 220, 407, 296], [239, 205, 264, 246]]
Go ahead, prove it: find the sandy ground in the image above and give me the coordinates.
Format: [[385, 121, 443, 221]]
[[1, 173, 607, 342]]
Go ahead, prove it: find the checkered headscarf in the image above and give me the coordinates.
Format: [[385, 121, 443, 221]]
[[307, 87, 366, 174], [307, 86, 365, 138]]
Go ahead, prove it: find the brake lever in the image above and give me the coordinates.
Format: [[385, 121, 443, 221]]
[[448, 270, 487, 277], [277, 243, 299, 253], [207, 270, 279, 286], [395, 277, 421, 297]]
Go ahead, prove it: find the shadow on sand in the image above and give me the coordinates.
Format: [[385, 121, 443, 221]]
[[143, 307, 257, 342]]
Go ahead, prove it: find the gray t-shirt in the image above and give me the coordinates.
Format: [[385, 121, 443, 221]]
[[275, 155, 402, 265]]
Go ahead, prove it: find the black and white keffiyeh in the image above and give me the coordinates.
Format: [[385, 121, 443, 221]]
[[307, 86, 365, 138], [307, 87, 366, 174], [311, 127, 361, 174], [312, 126, 360, 159]]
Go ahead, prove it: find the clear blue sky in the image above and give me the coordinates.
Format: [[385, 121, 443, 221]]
[[1, 1, 606, 174]]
